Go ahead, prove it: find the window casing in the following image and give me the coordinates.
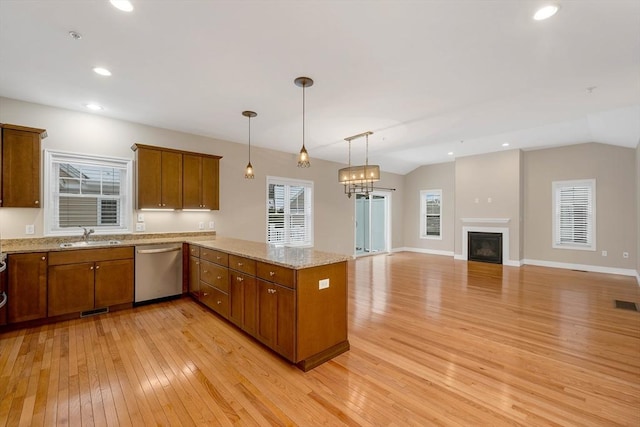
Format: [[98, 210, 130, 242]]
[[266, 176, 313, 247], [552, 179, 596, 251], [420, 189, 442, 239], [44, 150, 132, 235]]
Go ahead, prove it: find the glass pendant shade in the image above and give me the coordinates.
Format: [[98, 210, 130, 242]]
[[297, 145, 310, 168], [245, 161, 254, 179], [295, 77, 313, 168], [242, 110, 257, 179]]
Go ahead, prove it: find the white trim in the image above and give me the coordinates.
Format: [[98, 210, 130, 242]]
[[636, 271, 640, 286], [394, 247, 454, 257], [461, 218, 510, 224], [420, 189, 443, 240], [523, 259, 637, 277], [552, 179, 596, 251], [461, 226, 511, 265], [353, 191, 392, 257]]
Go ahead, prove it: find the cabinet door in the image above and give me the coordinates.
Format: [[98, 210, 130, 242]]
[[136, 147, 162, 208], [257, 280, 294, 360], [2, 127, 41, 207], [95, 259, 134, 307], [48, 262, 95, 317], [8, 253, 47, 323], [161, 151, 182, 209], [201, 156, 219, 210], [189, 256, 200, 298], [182, 154, 202, 209], [229, 271, 256, 333]]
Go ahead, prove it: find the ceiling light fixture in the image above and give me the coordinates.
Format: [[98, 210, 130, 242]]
[[242, 110, 257, 179], [93, 67, 112, 76], [502, 142, 510, 147], [294, 76, 313, 168], [110, 0, 134, 12], [68, 30, 82, 40], [533, 4, 559, 20], [338, 131, 381, 198], [448, 152, 454, 156], [86, 103, 103, 111]]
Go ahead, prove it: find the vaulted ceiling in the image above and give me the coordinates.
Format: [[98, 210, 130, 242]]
[[1, 0, 638, 174]]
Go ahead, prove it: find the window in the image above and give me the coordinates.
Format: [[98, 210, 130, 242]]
[[420, 189, 442, 239], [552, 179, 596, 251], [267, 176, 313, 246], [44, 150, 132, 235]]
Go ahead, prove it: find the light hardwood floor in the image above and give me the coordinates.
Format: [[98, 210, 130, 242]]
[[1, 252, 639, 426]]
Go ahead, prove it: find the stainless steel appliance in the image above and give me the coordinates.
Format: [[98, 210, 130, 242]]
[[134, 243, 183, 304]]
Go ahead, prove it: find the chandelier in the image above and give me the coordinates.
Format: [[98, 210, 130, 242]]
[[338, 131, 380, 198]]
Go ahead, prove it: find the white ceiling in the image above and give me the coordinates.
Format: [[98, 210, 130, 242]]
[[1, 0, 639, 175]]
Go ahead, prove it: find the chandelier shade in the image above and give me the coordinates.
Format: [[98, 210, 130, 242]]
[[339, 131, 381, 198]]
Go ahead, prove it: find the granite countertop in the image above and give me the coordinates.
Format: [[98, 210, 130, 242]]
[[190, 237, 351, 269], [0, 231, 217, 254]]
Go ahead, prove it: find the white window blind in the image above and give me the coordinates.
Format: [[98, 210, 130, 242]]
[[267, 177, 313, 246], [420, 189, 442, 239], [44, 150, 132, 235], [552, 179, 595, 250]]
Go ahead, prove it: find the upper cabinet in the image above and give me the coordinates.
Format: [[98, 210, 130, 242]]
[[0, 124, 47, 208], [183, 154, 220, 210], [132, 144, 221, 210], [132, 144, 183, 209]]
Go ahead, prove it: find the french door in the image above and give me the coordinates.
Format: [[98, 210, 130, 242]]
[[355, 191, 390, 256]]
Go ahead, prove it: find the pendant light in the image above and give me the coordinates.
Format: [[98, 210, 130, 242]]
[[338, 131, 381, 198], [294, 76, 313, 168], [242, 110, 257, 179]]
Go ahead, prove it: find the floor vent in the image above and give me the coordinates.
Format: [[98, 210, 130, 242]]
[[81, 307, 109, 318], [571, 269, 588, 273], [614, 300, 639, 311]]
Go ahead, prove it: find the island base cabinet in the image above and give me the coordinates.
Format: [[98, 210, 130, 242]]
[[200, 283, 229, 317], [257, 280, 294, 360], [8, 253, 47, 323], [229, 272, 257, 334], [48, 263, 95, 317]]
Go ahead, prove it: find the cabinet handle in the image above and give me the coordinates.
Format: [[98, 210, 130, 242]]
[[158, 203, 162, 207], [217, 300, 221, 305], [202, 252, 208, 257], [269, 271, 275, 277], [268, 288, 277, 294], [90, 266, 94, 270], [41, 256, 46, 261], [237, 277, 244, 282], [96, 265, 100, 269], [216, 256, 221, 260], [196, 261, 199, 265], [203, 270, 208, 273], [202, 292, 209, 297], [35, 200, 39, 205], [217, 276, 222, 280], [237, 262, 243, 266]]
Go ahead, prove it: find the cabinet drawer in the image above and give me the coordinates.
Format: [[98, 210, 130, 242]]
[[200, 261, 229, 292], [229, 255, 256, 275], [189, 245, 200, 257], [200, 283, 228, 318], [49, 246, 134, 265], [200, 249, 228, 267], [257, 261, 295, 288]]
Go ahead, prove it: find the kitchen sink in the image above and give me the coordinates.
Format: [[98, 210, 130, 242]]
[[60, 240, 122, 248]]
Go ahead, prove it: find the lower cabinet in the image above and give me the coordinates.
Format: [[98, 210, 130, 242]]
[[257, 280, 294, 360], [48, 247, 134, 317], [7, 252, 48, 323], [188, 255, 200, 298], [229, 271, 257, 335]]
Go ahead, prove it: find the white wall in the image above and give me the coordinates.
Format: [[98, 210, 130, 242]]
[[0, 97, 405, 255]]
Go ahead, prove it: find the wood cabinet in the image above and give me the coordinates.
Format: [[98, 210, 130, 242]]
[[189, 243, 348, 370], [257, 280, 294, 359], [132, 144, 222, 210], [132, 144, 183, 209], [183, 154, 220, 210], [189, 245, 230, 317], [7, 252, 48, 323], [48, 247, 134, 317], [1, 124, 47, 208]]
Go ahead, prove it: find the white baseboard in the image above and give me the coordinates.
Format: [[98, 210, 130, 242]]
[[523, 258, 637, 277], [636, 271, 640, 286], [393, 247, 454, 257]]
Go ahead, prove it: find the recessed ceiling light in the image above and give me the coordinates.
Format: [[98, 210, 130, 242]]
[[502, 142, 510, 147], [447, 152, 454, 156], [86, 103, 104, 111], [110, 0, 134, 12], [92, 67, 112, 76], [533, 5, 559, 21]]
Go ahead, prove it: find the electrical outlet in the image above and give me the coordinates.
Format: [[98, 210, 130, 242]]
[[209, 221, 215, 229], [319, 278, 330, 290], [136, 222, 145, 232], [198, 222, 205, 230], [487, 197, 492, 203], [137, 213, 145, 222], [601, 250, 607, 257], [623, 252, 629, 259], [25, 224, 35, 235]]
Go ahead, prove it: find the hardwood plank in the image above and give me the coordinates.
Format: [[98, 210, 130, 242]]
[[0, 253, 638, 425]]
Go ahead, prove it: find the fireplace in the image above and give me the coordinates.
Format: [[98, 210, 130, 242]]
[[468, 232, 502, 264]]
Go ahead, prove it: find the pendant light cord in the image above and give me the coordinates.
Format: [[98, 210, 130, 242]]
[[302, 82, 306, 150], [248, 115, 251, 163]]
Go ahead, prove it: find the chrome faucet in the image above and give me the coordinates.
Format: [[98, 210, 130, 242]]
[[80, 226, 95, 241]]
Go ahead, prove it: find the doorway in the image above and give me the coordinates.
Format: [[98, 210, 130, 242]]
[[355, 191, 391, 256]]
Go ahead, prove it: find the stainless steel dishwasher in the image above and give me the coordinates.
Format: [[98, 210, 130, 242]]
[[135, 243, 183, 304]]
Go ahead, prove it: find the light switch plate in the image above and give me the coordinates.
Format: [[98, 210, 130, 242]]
[[319, 278, 330, 290], [198, 222, 205, 230], [137, 213, 145, 222], [25, 224, 35, 235], [209, 221, 215, 229], [136, 222, 145, 232]]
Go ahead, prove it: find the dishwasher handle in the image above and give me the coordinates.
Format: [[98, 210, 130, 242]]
[[137, 247, 182, 255]]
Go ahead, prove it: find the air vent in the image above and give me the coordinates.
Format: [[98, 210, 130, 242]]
[[614, 300, 638, 311], [80, 307, 109, 318]]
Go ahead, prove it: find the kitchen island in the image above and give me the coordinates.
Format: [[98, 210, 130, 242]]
[[187, 237, 351, 371]]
